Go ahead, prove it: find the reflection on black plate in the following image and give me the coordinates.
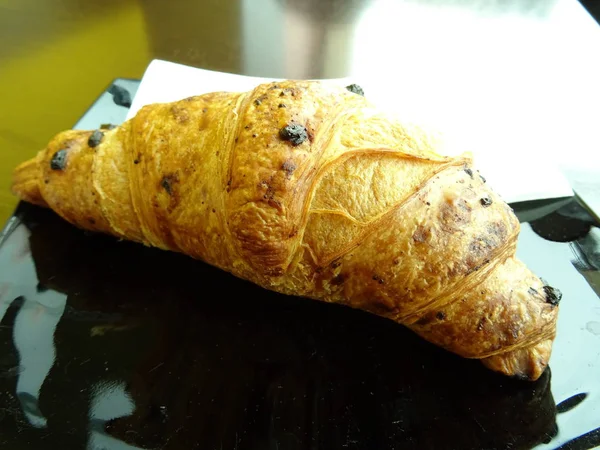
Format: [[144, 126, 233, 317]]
[[0, 203, 560, 449]]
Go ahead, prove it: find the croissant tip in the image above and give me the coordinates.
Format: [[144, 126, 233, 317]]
[[12, 155, 48, 208], [480, 338, 554, 382]]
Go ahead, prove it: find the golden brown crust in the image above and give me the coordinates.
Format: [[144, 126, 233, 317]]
[[11, 80, 559, 380]]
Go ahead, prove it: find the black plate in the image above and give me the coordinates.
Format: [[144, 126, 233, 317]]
[[0, 80, 599, 450]]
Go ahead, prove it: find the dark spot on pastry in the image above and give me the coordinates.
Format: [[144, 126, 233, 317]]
[[263, 185, 276, 201], [252, 134, 258, 138], [412, 226, 430, 243], [50, 149, 68, 170], [171, 106, 189, 123], [44, 179, 49, 184], [88, 130, 104, 148], [161, 178, 172, 195], [100, 123, 116, 130], [134, 159, 139, 165], [415, 315, 433, 326], [426, 201, 431, 206], [346, 84, 364, 96], [202, 108, 208, 113], [160, 173, 179, 196], [279, 122, 308, 146], [372, 274, 384, 284], [393, 258, 400, 265], [542, 285, 562, 306], [479, 174, 486, 183], [466, 226, 502, 272], [212, 208, 216, 213], [254, 95, 267, 106], [87, 217, 96, 225], [436, 311, 446, 320], [331, 274, 345, 285], [279, 87, 299, 97], [439, 199, 472, 232], [108, 84, 132, 108], [528, 287, 538, 296], [244, 124, 251, 130], [258, 177, 281, 209], [278, 103, 286, 108], [331, 260, 341, 269], [480, 197, 493, 207], [281, 160, 297, 178], [268, 84, 280, 90], [464, 167, 473, 178]]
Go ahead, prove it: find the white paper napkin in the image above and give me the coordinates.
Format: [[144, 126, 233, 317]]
[[127, 59, 573, 204]]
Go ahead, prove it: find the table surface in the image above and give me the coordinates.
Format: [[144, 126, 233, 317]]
[[2, 0, 600, 224]]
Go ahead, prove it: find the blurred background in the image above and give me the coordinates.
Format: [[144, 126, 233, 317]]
[[1, 0, 599, 224]]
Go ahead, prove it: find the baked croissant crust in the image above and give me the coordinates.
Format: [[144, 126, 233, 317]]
[[12, 80, 560, 380]]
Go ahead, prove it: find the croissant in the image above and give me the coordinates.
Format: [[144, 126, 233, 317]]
[[12, 80, 560, 380]]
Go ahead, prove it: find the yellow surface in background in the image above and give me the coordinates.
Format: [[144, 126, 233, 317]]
[[0, 0, 242, 225], [0, 0, 150, 223]]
